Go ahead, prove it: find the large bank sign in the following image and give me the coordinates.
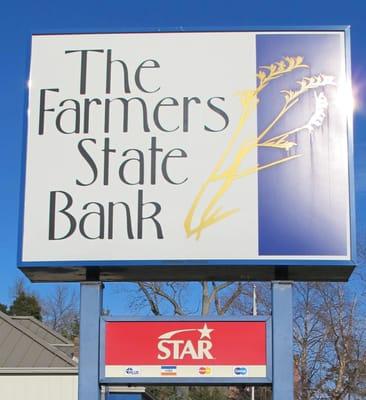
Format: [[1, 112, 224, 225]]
[[19, 29, 355, 281]]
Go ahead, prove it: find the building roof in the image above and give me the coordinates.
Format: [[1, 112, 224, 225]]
[[11, 315, 75, 358], [0, 311, 77, 368], [11, 316, 70, 345]]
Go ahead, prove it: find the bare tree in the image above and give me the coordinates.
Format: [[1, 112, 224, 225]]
[[294, 282, 366, 400], [316, 283, 366, 399], [42, 285, 79, 340], [294, 283, 327, 400], [128, 281, 259, 317]]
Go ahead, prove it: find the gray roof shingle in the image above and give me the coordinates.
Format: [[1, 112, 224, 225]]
[[0, 311, 76, 368]]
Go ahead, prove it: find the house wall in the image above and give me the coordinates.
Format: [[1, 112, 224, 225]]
[[0, 374, 78, 400]]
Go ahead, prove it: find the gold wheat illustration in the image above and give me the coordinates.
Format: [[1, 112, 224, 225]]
[[184, 56, 335, 240]]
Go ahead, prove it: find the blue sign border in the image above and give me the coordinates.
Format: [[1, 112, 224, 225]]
[[18, 26, 356, 282], [99, 316, 272, 385]]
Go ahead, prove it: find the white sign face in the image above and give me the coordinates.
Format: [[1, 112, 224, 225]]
[[21, 31, 352, 267]]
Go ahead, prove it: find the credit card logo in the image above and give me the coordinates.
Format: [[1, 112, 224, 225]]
[[161, 365, 177, 376], [234, 367, 247, 376], [125, 367, 140, 375], [199, 367, 212, 375]]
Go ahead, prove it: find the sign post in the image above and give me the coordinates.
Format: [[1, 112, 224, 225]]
[[79, 282, 103, 400], [272, 282, 294, 400], [18, 27, 355, 400]]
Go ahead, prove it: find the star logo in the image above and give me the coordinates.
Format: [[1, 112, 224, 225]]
[[198, 323, 214, 339]]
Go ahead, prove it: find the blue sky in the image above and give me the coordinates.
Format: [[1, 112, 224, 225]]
[[0, 0, 365, 311]]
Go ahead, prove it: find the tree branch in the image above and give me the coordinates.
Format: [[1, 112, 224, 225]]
[[137, 283, 161, 316]]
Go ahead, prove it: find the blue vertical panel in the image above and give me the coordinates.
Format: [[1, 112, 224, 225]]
[[107, 395, 144, 400], [256, 33, 349, 256], [79, 282, 103, 400], [272, 282, 293, 400]]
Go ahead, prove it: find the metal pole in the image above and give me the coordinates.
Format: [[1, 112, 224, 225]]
[[79, 282, 103, 400], [252, 284, 257, 400], [272, 281, 294, 400], [252, 284, 257, 317]]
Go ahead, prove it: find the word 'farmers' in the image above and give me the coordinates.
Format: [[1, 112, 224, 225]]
[[37, 49, 229, 136]]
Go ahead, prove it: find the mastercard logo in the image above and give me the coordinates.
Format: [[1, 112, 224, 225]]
[[199, 367, 212, 375]]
